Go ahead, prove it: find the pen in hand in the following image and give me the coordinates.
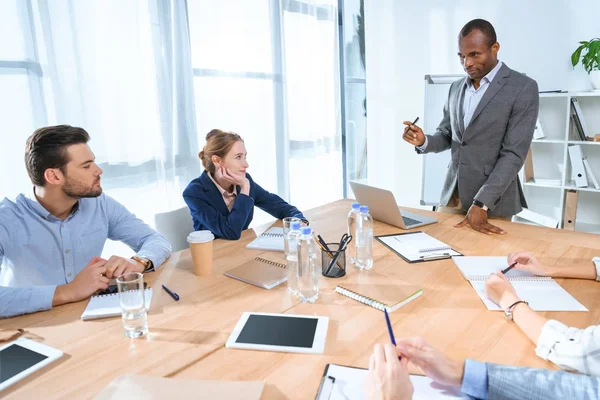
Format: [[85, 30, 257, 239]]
[[501, 261, 518, 275], [405, 117, 420, 134], [162, 284, 180, 301], [384, 309, 401, 360]]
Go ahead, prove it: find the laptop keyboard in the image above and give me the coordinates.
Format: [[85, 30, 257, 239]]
[[402, 216, 421, 226]]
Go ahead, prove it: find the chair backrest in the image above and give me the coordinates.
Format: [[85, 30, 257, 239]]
[[154, 207, 194, 252]]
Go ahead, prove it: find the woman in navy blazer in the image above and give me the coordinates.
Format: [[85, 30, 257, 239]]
[[183, 129, 307, 240]]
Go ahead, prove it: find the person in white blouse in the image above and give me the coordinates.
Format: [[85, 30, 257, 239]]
[[485, 252, 600, 376]]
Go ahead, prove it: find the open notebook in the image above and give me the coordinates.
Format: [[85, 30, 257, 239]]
[[246, 227, 285, 252], [334, 284, 423, 312], [224, 257, 287, 289], [81, 288, 153, 320], [376, 231, 461, 263], [316, 364, 468, 400], [452, 256, 587, 312]]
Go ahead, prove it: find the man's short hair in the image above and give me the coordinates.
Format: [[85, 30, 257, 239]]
[[459, 19, 497, 47], [25, 125, 90, 186]]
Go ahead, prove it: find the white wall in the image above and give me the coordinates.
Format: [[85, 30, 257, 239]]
[[365, 0, 600, 208]]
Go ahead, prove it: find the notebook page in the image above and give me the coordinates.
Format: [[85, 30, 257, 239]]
[[452, 256, 545, 280], [469, 280, 588, 311], [378, 234, 459, 262], [322, 364, 467, 400], [246, 227, 285, 252], [81, 288, 153, 320]]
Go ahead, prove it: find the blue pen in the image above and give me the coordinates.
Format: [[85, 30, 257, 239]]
[[162, 284, 180, 301], [384, 308, 401, 360]]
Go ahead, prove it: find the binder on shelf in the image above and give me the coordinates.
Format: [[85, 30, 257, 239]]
[[583, 157, 600, 190], [568, 145, 588, 187], [515, 208, 559, 228], [563, 190, 579, 230], [571, 98, 590, 138], [524, 148, 534, 182], [571, 103, 587, 141], [533, 119, 545, 139]]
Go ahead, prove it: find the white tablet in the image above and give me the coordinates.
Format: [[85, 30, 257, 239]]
[[226, 312, 329, 354], [0, 338, 63, 392]]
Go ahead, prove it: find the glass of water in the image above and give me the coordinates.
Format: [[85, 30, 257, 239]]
[[116, 272, 148, 338]]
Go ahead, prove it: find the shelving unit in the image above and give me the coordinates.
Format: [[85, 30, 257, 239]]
[[518, 91, 600, 233]]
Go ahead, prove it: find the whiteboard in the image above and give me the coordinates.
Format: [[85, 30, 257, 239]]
[[420, 74, 465, 205]]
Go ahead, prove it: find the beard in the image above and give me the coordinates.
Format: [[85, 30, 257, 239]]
[[62, 176, 102, 198]]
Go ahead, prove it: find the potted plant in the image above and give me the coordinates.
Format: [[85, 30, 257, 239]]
[[571, 38, 600, 91]]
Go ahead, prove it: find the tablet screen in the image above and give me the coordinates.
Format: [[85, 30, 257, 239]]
[[235, 314, 318, 348], [0, 344, 48, 383]]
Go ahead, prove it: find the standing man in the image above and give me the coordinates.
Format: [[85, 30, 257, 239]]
[[403, 19, 539, 235], [0, 125, 171, 318]]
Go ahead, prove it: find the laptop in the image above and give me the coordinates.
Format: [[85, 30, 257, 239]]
[[349, 181, 438, 230]]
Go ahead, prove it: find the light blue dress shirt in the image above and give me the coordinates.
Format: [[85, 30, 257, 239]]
[[418, 61, 504, 151], [0, 191, 171, 318], [461, 358, 489, 399]]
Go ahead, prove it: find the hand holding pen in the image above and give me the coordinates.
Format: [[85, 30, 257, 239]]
[[402, 117, 425, 147]]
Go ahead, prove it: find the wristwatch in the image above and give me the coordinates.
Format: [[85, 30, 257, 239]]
[[472, 199, 489, 211], [131, 256, 154, 272], [504, 300, 529, 321]]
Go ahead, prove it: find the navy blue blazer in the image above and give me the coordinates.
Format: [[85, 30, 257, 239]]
[[183, 171, 306, 240]]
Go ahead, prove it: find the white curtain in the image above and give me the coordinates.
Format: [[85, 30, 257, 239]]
[[1, 0, 343, 235]]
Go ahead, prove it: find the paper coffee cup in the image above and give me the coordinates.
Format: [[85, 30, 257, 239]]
[[187, 231, 215, 276]]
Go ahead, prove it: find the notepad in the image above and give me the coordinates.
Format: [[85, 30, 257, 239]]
[[246, 227, 285, 252], [452, 256, 588, 312], [81, 288, 153, 320], [376, 231, 461, 263], [334, 284, 423, 312], [316, 364, 468, 400], [224, 257, 288, 289]]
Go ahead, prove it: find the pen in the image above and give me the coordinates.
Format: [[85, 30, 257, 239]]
[[384, 309, 401, 360], [406, 117, 420, 133], [501, 261, 518, 275], [162, 284, 180, 301]]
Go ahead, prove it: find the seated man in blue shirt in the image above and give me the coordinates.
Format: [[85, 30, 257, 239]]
[[364, 339, 600, 400], [0, 125, 171, 318]]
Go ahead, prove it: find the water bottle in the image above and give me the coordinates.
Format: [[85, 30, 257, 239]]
[[355, 205, 374, 270], [285, 221, 302, 295], [347, 202, 361, 264], [296, 227, 319, 303]]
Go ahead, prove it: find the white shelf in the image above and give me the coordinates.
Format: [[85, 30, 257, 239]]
[[567, 140, 600, 145], [532, 139, 565, 144], [523, 181, 562, 189], [539, 92, 569, 98], [564, 185, 600, 193], [571, 91, 600, 98]]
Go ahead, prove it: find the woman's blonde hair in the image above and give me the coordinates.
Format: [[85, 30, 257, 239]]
[[199, 129, 244, 175]]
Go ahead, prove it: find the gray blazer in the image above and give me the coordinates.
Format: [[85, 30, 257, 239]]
[[487, 363, 600, 400], [419, 63, 539, 217]]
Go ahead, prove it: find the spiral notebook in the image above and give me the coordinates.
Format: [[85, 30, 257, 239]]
[[376, 231, 461, 263], [81, 288, 153, 320], [224, 257, 288, 289], [452, 256, 588, 311], [246, 227, 285, 252], [334, 284, 423, 312]]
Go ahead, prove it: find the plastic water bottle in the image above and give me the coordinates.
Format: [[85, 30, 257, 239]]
[[285, 221, 302, 295], [296, 227, 319, 303], [355, 205, 374, 270], [347, 202, 361, 264]]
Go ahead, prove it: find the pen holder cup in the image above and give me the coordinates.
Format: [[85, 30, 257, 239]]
[[321, 243, 346, 278]]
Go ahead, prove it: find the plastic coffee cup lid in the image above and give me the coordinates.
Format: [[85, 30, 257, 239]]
[[187, 230, 215, 243]]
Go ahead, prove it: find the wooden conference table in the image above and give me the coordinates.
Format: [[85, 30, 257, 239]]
[[2, 200, 599, 399]]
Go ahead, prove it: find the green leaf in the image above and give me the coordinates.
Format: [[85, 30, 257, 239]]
[[571, 45, 585, 67]]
